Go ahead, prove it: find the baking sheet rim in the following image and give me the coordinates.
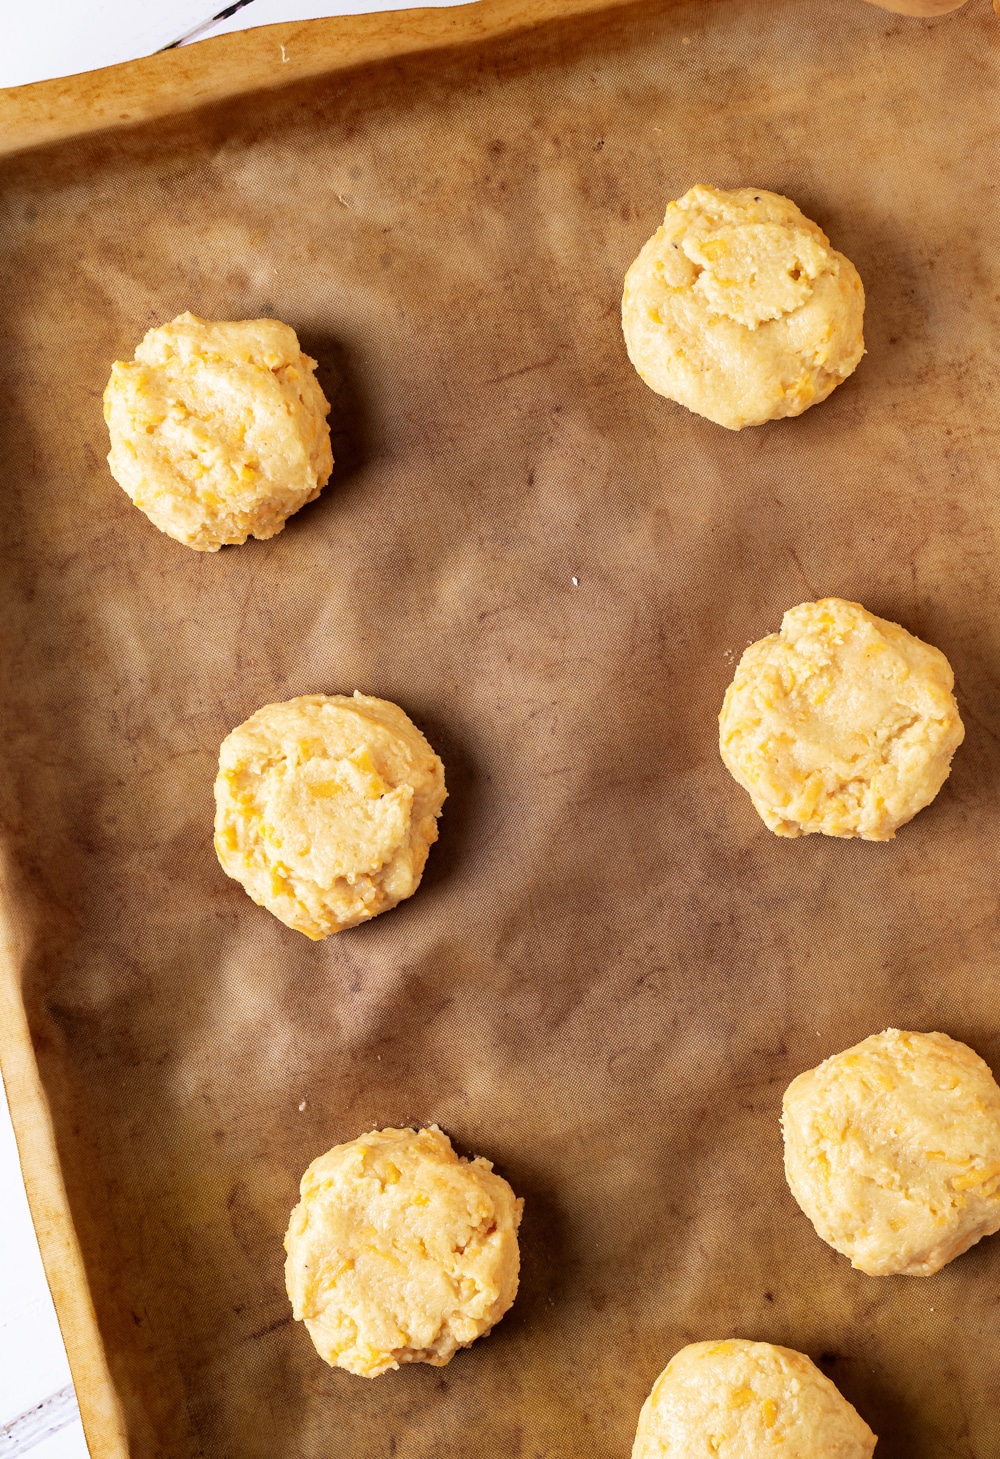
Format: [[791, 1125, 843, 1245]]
[[0, 0, 659, 162]]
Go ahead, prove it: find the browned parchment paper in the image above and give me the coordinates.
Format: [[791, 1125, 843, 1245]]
[[2, 0, 1000, 1454]]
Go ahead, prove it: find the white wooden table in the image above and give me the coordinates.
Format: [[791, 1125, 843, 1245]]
[[0, 1073, 84, 1456]]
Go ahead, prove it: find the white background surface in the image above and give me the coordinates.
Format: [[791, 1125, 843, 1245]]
[[0, 1072, 86, 1456], [2, 6, 459, 1453]]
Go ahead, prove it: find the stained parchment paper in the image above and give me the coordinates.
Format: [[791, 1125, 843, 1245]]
[[1, 0, 999, 1454]]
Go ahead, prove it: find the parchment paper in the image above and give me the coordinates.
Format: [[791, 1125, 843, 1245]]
[[1, 0, 999, 1454]]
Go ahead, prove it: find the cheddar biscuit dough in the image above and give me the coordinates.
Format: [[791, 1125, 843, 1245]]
[[622, 186, 864, 429], [285, 1126, 523, 1377], [104, 312, 332, 550], [783, 1029, 1000, 1276], [214, 693, 446, 938], [719, 598, 964, 840], [632, 1340, 876, 1459]]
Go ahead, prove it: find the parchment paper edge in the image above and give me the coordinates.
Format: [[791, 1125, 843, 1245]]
[[0, 850, 129, 1459], [0, 0, 667, 161]]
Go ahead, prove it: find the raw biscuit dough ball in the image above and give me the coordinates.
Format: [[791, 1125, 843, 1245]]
[[104, 311, 333, 550], [719, 598, 964, 840], [284, 1126, 523, 1377], [632, 1340, 876, 1459], [783, 1029, 1000, 1277], [214, 692, 446, 938], [622, 185, 865, 429]]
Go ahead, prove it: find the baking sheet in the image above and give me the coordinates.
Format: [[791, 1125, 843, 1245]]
[[2, 0, 1000, 1453]]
